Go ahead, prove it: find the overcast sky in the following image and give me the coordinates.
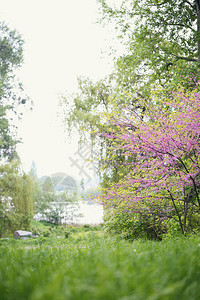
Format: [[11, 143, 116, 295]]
[[0, 0, 116, 180]]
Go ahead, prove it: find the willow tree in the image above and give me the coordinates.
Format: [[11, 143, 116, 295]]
[[0, 161, 34, 236]]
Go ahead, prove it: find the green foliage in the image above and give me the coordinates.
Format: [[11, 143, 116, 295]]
[[60, 0, 200, 240], [32, 173, 80, 225], [60, 76, 115, 180], [61, 0, 200, 188], [42, 177, 54, 193], [163, 212, 200, 239], [0, 22, 29, 160], [60, 76, 113, 138], [83, 224, 90, 229], [163, 218, 182, 239], [97, 0, 200, 94], [1, 235, 200, 299], [103, 206, 167, 240], [0, 161, 34, 236], [29, 168, 78, 225], [60, 76, 136, 186], [65, 231, 70, 238], [100, 86, 200, 238]]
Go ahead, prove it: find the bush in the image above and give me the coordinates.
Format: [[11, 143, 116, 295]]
[[103, 208, 167, 240], [65, 231, 71, 238], [0, 213, 32, 237]]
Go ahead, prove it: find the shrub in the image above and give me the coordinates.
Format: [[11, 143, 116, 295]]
[[65, 231, 71, 238]]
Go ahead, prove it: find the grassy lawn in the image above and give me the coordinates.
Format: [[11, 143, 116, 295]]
[[0, 225, 200, 300]]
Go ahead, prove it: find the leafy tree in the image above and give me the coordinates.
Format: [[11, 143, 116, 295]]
[[99, 86, 200, 238], [42, 177, 54, 193], [34, 188, 80, 225], [0, 161, 34, 236], [29, 161, 38, 178], [61, 0, 200, 187], [32, 173, 79, 224], [0, 22, 28, 160], [60, 76, 130, 183], [61, 76, 113, 139], [0, 23, 32, 236], [97, 0, 200, 95], [45, 191, 80, 225]]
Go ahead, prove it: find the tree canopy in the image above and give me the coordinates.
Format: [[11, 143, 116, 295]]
[[61, 0, 200, 175], [97, 0, 200, 95]]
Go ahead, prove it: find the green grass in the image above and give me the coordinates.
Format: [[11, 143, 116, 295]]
[[0, 230, 200, 300]]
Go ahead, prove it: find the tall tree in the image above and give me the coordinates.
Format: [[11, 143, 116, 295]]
[[0, 161, 34, 236], [62, 0, 200, 186], [29, 161, 38, 179], [61, 75, 132, 185], [97, 0, 200, 95], [0, 22, 28, 160]]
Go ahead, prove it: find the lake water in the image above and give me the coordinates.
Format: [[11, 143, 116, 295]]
[[71, 202, 104, 224], [34, 201, 104, 225]]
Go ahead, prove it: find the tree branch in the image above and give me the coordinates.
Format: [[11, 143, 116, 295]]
[[164, 22, 195, 32], [185, 0, 195, 9], [172, 54, 197, 62], [166, 62, 174, 70], [168, 190, 184, 234]]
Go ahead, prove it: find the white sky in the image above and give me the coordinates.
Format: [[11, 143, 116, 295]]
[[0, 0, 116, 180]]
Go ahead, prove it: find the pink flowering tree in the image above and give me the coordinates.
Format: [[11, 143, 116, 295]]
[[99, 88, 200, 237]]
